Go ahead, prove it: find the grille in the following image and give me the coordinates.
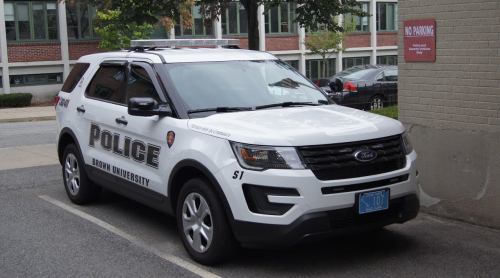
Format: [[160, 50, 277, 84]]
[[297, 135, 406, 180], [327, 197, 404, 230]]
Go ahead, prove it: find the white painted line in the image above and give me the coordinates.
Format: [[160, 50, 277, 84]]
[[39, 195, 221, 278]]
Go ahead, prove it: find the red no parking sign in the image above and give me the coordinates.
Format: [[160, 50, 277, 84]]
[[404, 19, 436, 62]]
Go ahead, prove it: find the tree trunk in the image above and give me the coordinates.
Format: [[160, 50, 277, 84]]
[[240, 0, 259, 50]]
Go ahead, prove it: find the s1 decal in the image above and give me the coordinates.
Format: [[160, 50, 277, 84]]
[[232, 171, 244, 180]]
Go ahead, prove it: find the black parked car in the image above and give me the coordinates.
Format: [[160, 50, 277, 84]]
[[318, 65, 398, 110]]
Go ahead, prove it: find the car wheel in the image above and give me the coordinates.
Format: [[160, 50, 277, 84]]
[[369, 95, 384, 110], [177, 178, 240, 265], [62, 144, 101, 205]]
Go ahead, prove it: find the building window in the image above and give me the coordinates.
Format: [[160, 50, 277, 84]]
[[265, 3, 297, 34], [151, 25, 169, 39], [10, 73, 63, 87], [222, 2, 247, 35], [377, 2, 397, 31], [175, 6, 213, 37], [284, 60, 299, 71], [4, 1, 58, 41], [343, 57, 370, 69], [377, 55, 398, 65], [66, 2, 100, 40], [344, 2, 369, 32], [305, 59, 335, 83]]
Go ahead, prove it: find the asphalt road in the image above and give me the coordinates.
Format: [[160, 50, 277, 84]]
[[1, 120, 500, 277]]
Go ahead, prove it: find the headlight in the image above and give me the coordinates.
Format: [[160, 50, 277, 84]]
[[402, 132, 414, 155], [230, 142, 306, 170]]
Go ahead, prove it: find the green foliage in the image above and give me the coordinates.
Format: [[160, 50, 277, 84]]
[[94, 9, 155, 51], [89, 0, 369, 51], [368, 105, 398, 120], [274, 0, 370, 33], [303, 19, 355, 78], [0, 93, 33, 107]]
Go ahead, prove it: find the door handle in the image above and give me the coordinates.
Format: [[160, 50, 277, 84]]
[[76, 105, 85, 113], [115, 116, 128, 125]]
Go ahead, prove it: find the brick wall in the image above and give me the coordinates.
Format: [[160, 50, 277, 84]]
[[7, 42, 61, 62], [343, 33, 371, 48], [265, 35, 300, 51], [398, 0, 500, 228], [224, 36, 249, 50], [377, 32, 398, 46], [69, 41, 104, 60], [398, 0, 500, 133]]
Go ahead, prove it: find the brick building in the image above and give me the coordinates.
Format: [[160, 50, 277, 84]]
[[398, 0, 500, 228], [0, 0, 398, 101]]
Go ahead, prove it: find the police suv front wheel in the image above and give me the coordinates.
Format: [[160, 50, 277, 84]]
[[62, 144, 101, 205], [177, 178, 240, 265]]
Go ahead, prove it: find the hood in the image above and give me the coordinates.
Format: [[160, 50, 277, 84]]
[[187, 105, 404, 146]]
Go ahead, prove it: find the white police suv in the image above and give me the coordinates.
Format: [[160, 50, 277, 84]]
[[56, 39, 419, 265]]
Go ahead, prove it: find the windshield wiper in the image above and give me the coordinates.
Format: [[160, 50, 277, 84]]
[[187, 107, 252, 114], [255, 102, 322, 110]]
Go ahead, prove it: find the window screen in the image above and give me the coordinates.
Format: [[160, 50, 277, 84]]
[[61, 63, 90, 93]]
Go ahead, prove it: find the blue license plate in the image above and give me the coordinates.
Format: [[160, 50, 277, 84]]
[[358, 189, 389, 214]]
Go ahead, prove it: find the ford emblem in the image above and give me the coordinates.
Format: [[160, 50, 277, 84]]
[[354, 150, 377, 162]]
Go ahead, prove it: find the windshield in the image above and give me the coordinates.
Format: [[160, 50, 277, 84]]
[[166, 60, 329, 111]]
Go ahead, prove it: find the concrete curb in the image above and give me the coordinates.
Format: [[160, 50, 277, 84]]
[[0, 116, 57, 124]]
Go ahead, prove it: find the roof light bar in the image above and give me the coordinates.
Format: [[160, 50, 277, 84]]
[[130, 39, 239, 48]]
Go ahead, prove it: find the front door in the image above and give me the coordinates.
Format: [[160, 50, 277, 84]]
[[112, 61, 173, 211]]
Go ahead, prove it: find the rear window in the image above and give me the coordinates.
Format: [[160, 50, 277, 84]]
[[334, 68, 373, 79], [61, 63, 90, 93]]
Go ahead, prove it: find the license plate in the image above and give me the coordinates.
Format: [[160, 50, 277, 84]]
[[358, 189, 389, 214]]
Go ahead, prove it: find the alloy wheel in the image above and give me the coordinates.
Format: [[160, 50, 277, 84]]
[[65, 153, 80, 196], [181, 192, 213, 253]]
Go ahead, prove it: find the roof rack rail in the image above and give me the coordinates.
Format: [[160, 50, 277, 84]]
[[130, 39, 239, 51]]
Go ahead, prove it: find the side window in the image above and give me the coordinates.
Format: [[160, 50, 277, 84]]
[[86, 65, 126, 104], [126, 65, 162, 104], [385, 69, 398, 81], [61, 63, 90, 93]]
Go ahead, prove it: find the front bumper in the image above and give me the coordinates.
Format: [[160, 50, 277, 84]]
[[231, 193, 420, 249]]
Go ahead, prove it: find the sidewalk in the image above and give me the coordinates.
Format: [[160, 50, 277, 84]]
[[0, 106, 56, 124]]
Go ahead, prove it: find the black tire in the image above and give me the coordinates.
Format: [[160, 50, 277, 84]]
[[62, 144, 101, 205], [368, 95, 385, 110], [176, 178, 240, 265]]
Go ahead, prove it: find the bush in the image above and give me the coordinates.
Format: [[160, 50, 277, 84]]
[[369, 105, 398, 119], [0, 93, 33, 107]]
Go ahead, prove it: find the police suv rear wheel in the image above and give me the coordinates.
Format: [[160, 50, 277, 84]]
[[62, 144, 101, 205], [177, 178, 240, 265]]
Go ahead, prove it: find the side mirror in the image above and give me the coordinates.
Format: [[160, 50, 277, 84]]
[[329, 77, 343, 93], [128, 97, 172, 117]]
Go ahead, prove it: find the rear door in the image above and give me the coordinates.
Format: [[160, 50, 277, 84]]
[[383, 68, 398, 105], [77, 60, 128, 193], [373, 68, 398, 106]]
